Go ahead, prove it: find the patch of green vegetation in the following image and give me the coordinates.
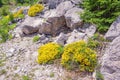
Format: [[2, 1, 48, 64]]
[[96, 71, 104, 80], [0, 60, 5, 67], [81, 0, 120, 33], [50, 72, 54, 77], [22, 75, 30, 80], [32, 35, 40, 42], [0, 69, 6, 75]]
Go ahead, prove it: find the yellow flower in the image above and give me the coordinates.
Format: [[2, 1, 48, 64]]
[[37, 42, 62, 64], [28, 4, 44, 17]]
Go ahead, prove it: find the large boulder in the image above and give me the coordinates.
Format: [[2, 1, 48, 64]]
[[42, 9, 66, 35], [105, 17, 120, 41], [56, 1, 75, 15], [15, 16, 43, 35], [101, 36, 120, 80], [65, 7, 83, 30], [41, 0, 68, 9]]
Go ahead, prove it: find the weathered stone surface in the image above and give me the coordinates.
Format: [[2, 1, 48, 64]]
[[14, 16, 44, 35], [101, 36, 120, 80], [66, 29, 86, 44], [105, 17, 120, 41], [65, 7, 83, 30], [71, 0, 83, 5], [43, 9, 66, 35], [22, 25, 39, 35], [56, 1, 75, 15], [78, 23, 96, 38], [39, 21, 52, 35], [66, 23, 96, 44], [54, 33, 68, 46]]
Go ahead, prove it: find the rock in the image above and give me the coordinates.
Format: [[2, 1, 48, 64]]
[[65, 7, 83, 30], [42, 0, 67, 9], [101, 36, 120, 80], [78, 23, 96, 37], [40, 34, 46, 40], [105, 17, 120, 41], [14, 16, 44, 35], [22, 25, 39, 35], [41, 38, 49, 44], [43, 9, 66, 35], [54, 33, 68, 46], [71, 0, 83, 5], [6, 48, 16, 58], [22, 6, 30, 15], [66, 29, 86, 44], [39, 21, 52, 35], [56, 1, 75, 15], [66, 23, 96, 44], [37, 34, 50, 44]]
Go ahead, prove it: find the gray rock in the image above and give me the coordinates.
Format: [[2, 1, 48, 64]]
[[54, 33, 68, 46], [41, 38, 49, 44], [40, 34, 46, 40], [78, 23, 96, 38], [66, 23, 96, 44], [65, 7, 83, 30], [14, 16, 44, 35], [71, 0, 83, 5], [42, 0, 67, 9], [22, 25, 39, 35], [101, 36, 120, 80], [105, 17, 120, 41], [6, 48, 16, 57], [66, 29, 86, 44], [39, 21, 52, 35], [43, 9, 66, 35], [56, 1, 75, 15]]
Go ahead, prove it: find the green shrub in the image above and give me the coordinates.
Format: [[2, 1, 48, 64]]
[[0, 17, 16, 43], [61, 40, 97, 72], [32, 35, 40, 42], [28, 4, 44, 17], [87, 38, 100, 49], [0, 5, 10, 16], [22, 75, 30, 80], [37, 43, 63, 64], [96, 71, 104, 80], [81, 0, 120, 33]]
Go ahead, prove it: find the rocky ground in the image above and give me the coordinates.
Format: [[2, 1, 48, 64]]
[[0, 36, 94, 80], [1, 0, 120, 80]]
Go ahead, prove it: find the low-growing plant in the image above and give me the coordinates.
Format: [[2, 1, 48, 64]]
[[96, 71, 104, 80], [61, 40, 97, 72], [37, 43, 63, 64], [87, 38, 100, 49], [22, 75, 30, 80], [0, 16, 16, 43], [0, 69, 6, 75], [0, 5, 10, 16], [33, 35, 40, 42], [50, 72, 54, 77], [81, 0, 120, 33], [28, 4, 44, 17], [13, 8, 24, 18]]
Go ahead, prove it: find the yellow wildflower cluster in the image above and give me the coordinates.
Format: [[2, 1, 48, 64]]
[[13, 9, 23, 18], [5, 8, 23, 19], [37, 43, 63, 64], [61, 40, 97, 72], [28, 4, 44, 17]]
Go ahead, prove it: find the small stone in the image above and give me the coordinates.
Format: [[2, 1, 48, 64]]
[[54, 33, 68, 46]]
